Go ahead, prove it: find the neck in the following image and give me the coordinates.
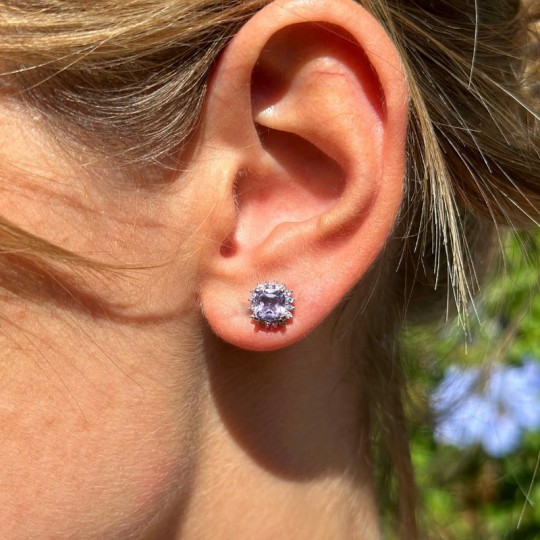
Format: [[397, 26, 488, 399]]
[[177, 319, 381, 539], [0, 294, 380, 539]]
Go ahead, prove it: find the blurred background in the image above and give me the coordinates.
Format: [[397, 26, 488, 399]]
[[403, 230, 540, 539]]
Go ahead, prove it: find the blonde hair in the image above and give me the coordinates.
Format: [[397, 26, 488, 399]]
[[1, 0, 539, 537]]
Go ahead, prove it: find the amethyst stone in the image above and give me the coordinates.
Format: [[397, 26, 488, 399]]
[[249, 281, 295, 328]]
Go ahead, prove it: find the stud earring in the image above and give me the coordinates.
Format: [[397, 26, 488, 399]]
[[249, 281, 295, 328]]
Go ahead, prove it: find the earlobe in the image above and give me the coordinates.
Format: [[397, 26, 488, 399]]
[[194, 0, 408, 351]]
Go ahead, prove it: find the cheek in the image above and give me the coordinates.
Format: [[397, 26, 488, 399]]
[[0, 338, 203, 539]]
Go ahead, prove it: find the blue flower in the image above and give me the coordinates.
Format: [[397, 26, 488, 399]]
[[431, 359, 540, 457]]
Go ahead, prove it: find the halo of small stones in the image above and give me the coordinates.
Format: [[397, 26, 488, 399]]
[[249, 281, 295, 328]]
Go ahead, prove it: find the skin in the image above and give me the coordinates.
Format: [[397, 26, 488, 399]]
[[0, 0, 407, 538]]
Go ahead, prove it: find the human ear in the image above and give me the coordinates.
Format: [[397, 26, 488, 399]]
[[194, 0, 408, 351]]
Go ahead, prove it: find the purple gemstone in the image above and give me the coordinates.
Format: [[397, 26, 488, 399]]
[[250, 282, 294, 326]]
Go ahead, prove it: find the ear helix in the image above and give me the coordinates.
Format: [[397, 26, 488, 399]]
[[249, 281, 295, 329]]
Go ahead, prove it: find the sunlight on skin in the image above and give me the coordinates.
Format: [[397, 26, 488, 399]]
[[0, 0, 407, 536], [0, 87, 379, 540]]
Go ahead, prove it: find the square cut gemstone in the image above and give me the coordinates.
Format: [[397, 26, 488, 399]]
[[250, 282, 294, 326]]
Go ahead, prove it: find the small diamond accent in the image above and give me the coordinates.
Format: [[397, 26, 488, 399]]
[[249, 281, 295, 328]]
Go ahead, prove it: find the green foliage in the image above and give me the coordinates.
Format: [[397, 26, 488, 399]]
[[404, 231, 540, 539]]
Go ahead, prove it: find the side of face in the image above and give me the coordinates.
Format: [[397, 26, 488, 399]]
[[0, 0, 408, 536], [0, 97, 211, 537]]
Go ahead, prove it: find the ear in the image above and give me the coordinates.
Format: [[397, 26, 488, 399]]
[[193, 0, 408, 351]]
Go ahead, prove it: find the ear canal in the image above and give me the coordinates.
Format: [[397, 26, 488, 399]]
[[231, 127, 345, 251]]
